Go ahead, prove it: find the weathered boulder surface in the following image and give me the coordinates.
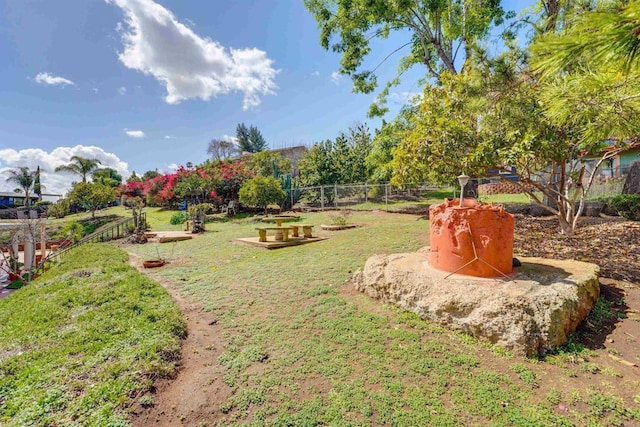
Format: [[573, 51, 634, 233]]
[[623, 160, 640, 194], [352, 249, 600, 356]]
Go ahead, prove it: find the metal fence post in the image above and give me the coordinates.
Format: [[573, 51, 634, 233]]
[[320, 186, 325, 211], [364, 183, 368, 203], [385, 183, 388, 211], [334, 184, 338, 208]]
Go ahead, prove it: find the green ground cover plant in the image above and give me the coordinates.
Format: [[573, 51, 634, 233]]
[[129, 211, 640, 426], [609, 194, 640, 221], [0, 244, 185, 426]]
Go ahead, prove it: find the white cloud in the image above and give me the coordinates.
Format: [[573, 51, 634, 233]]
[[164, 135, 173, 139], [331, 71, 343, 85], [166, 163, 179, 171], [311, 71, 320, 77], [0, 146, 129, 195], [34, 72, 75, 87], [388, 91, 422, 105], [221, 134, 237, 143], [125, 129, 146, 138], [331, 71, 344, 85], [107, 0, 279, 109], [117, 86, 127, 95]]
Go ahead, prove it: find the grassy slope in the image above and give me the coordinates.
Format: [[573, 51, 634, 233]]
[[130, 212, 640, 426], [0, 244, 185, 426]]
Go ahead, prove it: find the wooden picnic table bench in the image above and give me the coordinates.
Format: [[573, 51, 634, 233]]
[[255, 226, 293, 242], [289, 225, 314, 238]]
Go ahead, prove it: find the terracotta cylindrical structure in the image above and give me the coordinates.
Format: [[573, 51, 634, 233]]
[[429, 198, 514, 278]]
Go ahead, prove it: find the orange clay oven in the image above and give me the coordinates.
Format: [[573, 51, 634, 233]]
[[429, 198, 514, 278]]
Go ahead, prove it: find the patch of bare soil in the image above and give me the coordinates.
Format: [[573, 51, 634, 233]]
[[513, 215, 640, 284], [128, 253, 233, 426]]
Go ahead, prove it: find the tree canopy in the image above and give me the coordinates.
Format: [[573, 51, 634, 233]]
[[207, 138, 237, 160], [68, 182, 115, 218], [5, 166, 37, 207], [55, 156, 101, 183], [384, 0, 640, 234], [92, 168, 123, 188], [245, 151, 292, 177], [236, 123, 268, 153], [239, 176, 286, 213], [305, 0, 507, 116], [298, 124, 372, 188]]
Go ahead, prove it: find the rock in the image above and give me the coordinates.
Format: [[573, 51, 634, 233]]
[[581, 201, 604, 217], [352, 249, 600, 356], [505, 204, 553, 217], [623, 161, 640, 194]]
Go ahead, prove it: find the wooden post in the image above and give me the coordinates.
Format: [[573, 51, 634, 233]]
[[40, 222, 46, 260], [385, 183, 388, 211]]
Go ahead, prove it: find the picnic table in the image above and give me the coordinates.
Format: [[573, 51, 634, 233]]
[[256, 226, 292, 242], [255, 225, 314, 242], [289, 225, 314, 238]]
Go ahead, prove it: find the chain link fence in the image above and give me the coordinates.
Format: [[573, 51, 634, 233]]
[[286, 178, 625, 212], [287, 183, 455, 211]]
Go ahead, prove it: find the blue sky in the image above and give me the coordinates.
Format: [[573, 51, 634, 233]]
[[0, 0, 534, 194]]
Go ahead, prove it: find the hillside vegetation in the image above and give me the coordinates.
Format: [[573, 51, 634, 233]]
[[0, 244, 185, 426]]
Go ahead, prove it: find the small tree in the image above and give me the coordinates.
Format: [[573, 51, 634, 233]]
[[236, 123, 267, 153], [48, 199, 70, 218], [5, 166, 37, 207], [298, 124, 372, 188], [92, 167, 123, 188], [239, 176, 286, 214], [208, 138, 237, 160], [68, 182, 115, 218], [246, 151, 292, 177]]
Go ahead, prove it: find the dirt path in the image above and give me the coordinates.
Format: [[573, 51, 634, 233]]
[[128, 253, 232, 426]]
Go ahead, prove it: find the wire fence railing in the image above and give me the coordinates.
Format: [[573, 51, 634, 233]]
[[286, 179, 626, 212], [34, 213, 145, 274], [288, 183, 454, 211]]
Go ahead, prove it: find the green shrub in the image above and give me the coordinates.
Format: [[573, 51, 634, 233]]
[[57, 221, 84, 243], [169, 211, 189, 225], [81, 218, 111, 236], [188, 203, 215, 217], [239, 176, 286, 213], [47, 199, 70, 218], [609, 194, 640, 221]]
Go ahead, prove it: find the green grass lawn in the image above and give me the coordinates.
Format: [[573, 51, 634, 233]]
[[11, 206, 635, 425], [0, 244, 185, 426], [128, 211, 639, 426]]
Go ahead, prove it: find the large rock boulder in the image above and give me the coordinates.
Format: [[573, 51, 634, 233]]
[[623, 160, 640, 194], [352, 249, 600, 356]]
